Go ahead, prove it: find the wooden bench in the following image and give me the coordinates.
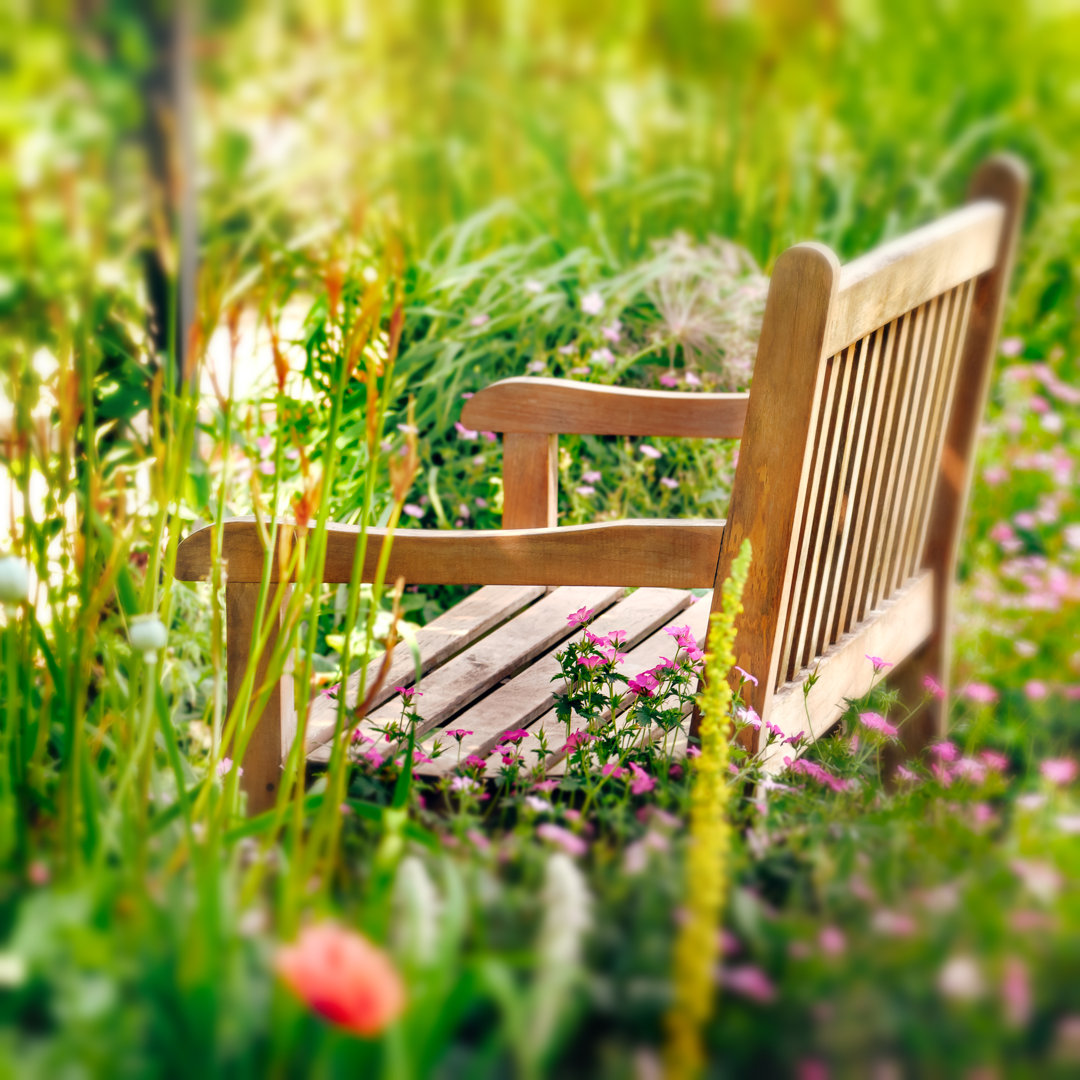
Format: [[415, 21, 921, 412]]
[[175, 155, 1026, 813]]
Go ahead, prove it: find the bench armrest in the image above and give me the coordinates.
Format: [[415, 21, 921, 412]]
[[174, 517, 723, 589], [461, 377, 748, 438]]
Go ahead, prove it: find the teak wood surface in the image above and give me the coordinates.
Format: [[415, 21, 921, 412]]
[[174, 155, 1028, 813]]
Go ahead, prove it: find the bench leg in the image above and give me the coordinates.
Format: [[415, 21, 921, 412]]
[[226, 582, 293, 816]]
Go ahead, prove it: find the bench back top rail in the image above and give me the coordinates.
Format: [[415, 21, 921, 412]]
[[718, 155, 1027, 732]]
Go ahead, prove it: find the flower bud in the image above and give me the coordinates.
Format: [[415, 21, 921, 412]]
[[128, 614, 167, 661], [0, 556, 30, 607]]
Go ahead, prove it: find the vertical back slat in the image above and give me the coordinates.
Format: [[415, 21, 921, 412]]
[[873, 298, 936, 607], [860, 310, 916, 619], [800, 341, 865, 672], [883, 292, 950, 594], [813, 332, 874, 657], [776, 349, 844, 682], [823, 327, 885, 644], [904, 279, 976, 578], [709, 243, 840, 744]]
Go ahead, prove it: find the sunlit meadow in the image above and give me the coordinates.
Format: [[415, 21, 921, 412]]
[[1, 1, 1079, 1076]]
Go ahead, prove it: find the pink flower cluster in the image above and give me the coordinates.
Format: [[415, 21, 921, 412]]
[[783, 757, 852, 794]]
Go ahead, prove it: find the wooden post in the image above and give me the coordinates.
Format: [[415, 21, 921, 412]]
[[226, 583, 293, 815], [699, 244, 840, 747], [893, 155, 1028, 753], [502, 432, 558, 530]]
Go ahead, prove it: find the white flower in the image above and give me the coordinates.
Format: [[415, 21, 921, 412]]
[[540, 852, 591, 968], [0, 556, 30, 607], [580, 291, 603, 315], [938, 954, 984, 1001], [392, 855, 441, 967], [128, 614, 167, 661]]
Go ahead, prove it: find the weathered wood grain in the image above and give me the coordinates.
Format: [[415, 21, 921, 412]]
[[461, 377, 749, 438], [305, 584, 545, 754], [176, 517, 724, 588]]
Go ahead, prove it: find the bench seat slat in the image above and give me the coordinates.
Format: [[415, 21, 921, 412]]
[[331, 586, 626, 756], [306, 584, 547, 754], [423, 587, 695, 775]]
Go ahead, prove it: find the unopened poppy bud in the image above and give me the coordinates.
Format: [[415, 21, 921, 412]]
[[128, 614, 167, 661], [0, 557, 30, 607]]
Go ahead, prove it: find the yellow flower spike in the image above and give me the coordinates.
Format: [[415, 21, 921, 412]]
[[664, 538, 751, 1080]]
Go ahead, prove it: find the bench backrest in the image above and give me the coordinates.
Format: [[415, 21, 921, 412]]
[[717, 155, 1027, 744]]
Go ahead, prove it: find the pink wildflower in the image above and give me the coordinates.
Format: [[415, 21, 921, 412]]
[[722, 965, 777, 1004], [964, 681, 999, 705], [628, 671, 660, 697], [784, 757, 851, 794], [563, 729, 598, 752], [930, 740, 960, 762], [463, 754, 488, 770], [567, 606, 595, 628], [1040, 758, 1078, 785], [394, 686, 422, 700], [980, 749, 1009, 772], [602, 762, 626, 779], [858, 711, 899, 738], [454, 421, 478, 440], [734, 665, 758, 686], [445, 729, 473, 740], [922, 674, 946, 700], [1002, 956, 1033, 1028], [866, 655, 893, 671], [659, 371, 679, 388], [628, 762, 656, 796], [871, 909, 917, 937], [640, 444, 662, 460], [497, 729, 530, 744], [1025, 679, 1049, 701], [686, 744, 702, 758], [576, 654, 604, 670], [583, 629, 608, 646], [819, 926, 846, 956], [536, 822, 588, 857]]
